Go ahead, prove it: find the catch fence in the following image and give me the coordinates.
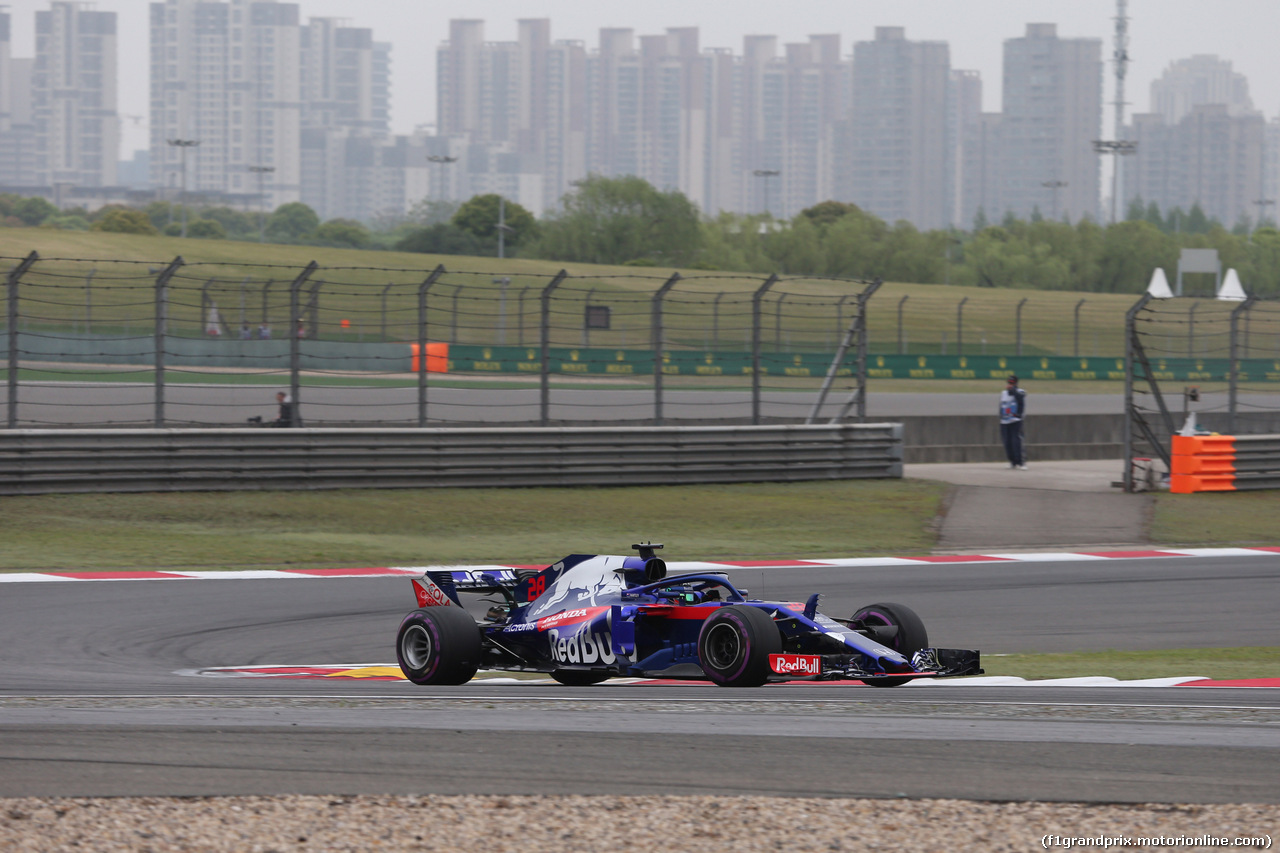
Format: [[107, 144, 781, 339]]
[[1, 252, 881, 428], [1122, 293, 1280, 491]]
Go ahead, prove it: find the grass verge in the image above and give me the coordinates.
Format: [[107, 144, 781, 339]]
[[0, 480, 947, 571], [1151, 491, 1280, 547], [981, 647, 1280, 681]]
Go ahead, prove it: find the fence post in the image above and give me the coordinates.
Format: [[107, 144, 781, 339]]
[[815, 279, 882, 424], [751, 274, 780, 424], [854, 281, 882, 421], [651, 272, 681, 425], [6, 250, 38, 429], [152, 256, 184, 428], [261, 280, 273, 327], [1228, 296, 1256, 435], [956, 297, 968, 356], [775, 292, 788, 351], [495, 277, 511, 345], [518, 286, 527, 346], [381, 282, 393, 341], [1074, 298, 1086, 357], [306, 278, 323, 340], [712, 291, 725, 349], [897, 295, 908, 354], [1016, 298, 1027, 356], [582, 286, 597, 346], [1187, 301, 1199, 358], [288, 262, 319, 427], [200, 278, 217, 336], [84, 268, 95, 334], [418, 265, 446, 427], [539, 270, 569, 426], [1122, 293, 1153, 492], [450, 285, 461, 344], [835, 294, 853, 347]]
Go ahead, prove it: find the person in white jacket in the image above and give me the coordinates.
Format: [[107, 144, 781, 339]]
[[999, 375, 1027, 469]]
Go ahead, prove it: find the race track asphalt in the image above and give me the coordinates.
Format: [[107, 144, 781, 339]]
[[2, 558, 1277, 803]]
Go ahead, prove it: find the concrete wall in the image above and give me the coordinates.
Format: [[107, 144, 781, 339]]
[[900, 414, 1124, 463]]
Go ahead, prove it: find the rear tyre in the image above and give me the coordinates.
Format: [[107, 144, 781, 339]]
[[697, 605, 781, 687], [850, 602, 928, 688], [551, 670, 611, 686], [396, 607, 482, 685]]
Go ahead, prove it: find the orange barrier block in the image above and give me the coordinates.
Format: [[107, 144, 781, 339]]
[[1171, 434, 1235, 457], [1170, 473, 1236, 494], [1170, 455, 1236, 475], [409, 342, 449, 373]]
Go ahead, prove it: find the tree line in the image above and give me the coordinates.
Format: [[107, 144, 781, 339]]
[[5, 177, 1278, 294]]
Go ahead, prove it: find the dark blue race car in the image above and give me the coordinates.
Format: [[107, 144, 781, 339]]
[[395, 544, 982, 687]]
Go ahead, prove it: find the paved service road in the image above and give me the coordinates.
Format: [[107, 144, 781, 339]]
[[2, 558, 1277, 803], [3, 380, 1129, 426]]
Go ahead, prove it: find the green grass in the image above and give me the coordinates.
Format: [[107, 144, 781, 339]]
[[0, 480, 947, 571], [981, 647, 1280, 681], [1152, 491, 1280, 547]]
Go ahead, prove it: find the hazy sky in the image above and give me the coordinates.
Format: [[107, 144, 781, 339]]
[[7, 0, 1279, 154]]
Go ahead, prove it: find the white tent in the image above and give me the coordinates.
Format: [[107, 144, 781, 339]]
[[1217, 268, 1247, 301], [1146, 267, 1173, 298]]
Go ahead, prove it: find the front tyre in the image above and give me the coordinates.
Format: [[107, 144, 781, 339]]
[[396, 607, 482, 685], [697, 605, 781, 687], [850, 602, 928, 688]]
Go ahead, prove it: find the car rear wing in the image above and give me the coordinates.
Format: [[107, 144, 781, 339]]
[[416, 569, 524, 607]]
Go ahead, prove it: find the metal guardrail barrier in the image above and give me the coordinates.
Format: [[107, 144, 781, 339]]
[[1170, 433, 1280, 493], [0, 423, 903, 495]]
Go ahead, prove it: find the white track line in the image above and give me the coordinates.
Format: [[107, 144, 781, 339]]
[[3, 548, 1276, 583]]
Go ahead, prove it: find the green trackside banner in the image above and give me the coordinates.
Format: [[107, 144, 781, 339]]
[[444, 345, 1280, 382]]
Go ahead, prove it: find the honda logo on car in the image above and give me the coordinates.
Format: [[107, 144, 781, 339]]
[[769, 654, 821, 676], [412, 577, 452, 608], [536, 606, 607, 632]]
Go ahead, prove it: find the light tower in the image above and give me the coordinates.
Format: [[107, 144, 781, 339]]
[[1112, 0, 1130, 216]]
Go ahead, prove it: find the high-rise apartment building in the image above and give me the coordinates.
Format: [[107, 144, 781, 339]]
[[1151, 55, 1254, 125], [770, 35, 846, 219], [999, 23, 1102, 222], [434, 18, 572, 214], [33, 1, 118, 188], [1127, 54, 1267, 227], [150, 0, 302, 208], [1128, 104, 1265, 227], [1265, 118, 1280, 227], [296, 16, 393, 219], [301, 18, 390, 136], [0, 12, 39, 188], [848, 27, 950, 230], [947, 69, 984, 227]]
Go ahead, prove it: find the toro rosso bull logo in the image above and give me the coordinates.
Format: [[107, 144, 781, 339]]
[[769, 654, 821, 676], [529, 564, 623, 618]]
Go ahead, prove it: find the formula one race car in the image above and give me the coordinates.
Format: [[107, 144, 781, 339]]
[[395, 544, 981, 687]]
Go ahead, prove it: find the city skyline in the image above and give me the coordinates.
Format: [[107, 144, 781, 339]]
[[3, 0, 1279, 157]]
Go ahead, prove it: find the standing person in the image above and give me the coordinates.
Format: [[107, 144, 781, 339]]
[[272, 391, 296, 427], [1000, 375, 1027, 469]]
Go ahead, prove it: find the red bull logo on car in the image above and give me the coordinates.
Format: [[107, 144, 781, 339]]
[[548, 623, 616, 665], [769, 654, 821, 676]]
